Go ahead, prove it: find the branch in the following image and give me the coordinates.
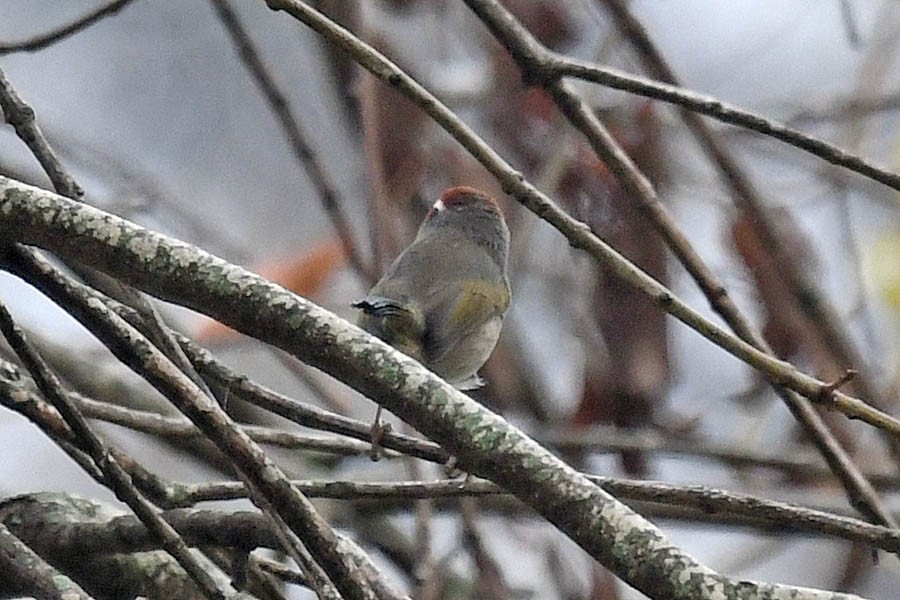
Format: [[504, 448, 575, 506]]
[[0, 244, 377, 600], [207, 0, 374, 282], [6, 477, 899, 562], [175, 334, 448, 464], [0, 293, 230, 600], [0, 63, 220, 410], [0, 69, 82, 198], [548, 56, 900, 190], [598, 0, 895, 444], [0, 493, 242, 600], [457, 0, 896, 527], [0, 523, 94, 600], [0, 175, 866, 599], [449, 0, 900, 195], [253, 3, 900, 439], [0, 365, 378, 457], [159, 477, 900, 556], [541, 426, 900, 492], [0, 0, 138, 55]]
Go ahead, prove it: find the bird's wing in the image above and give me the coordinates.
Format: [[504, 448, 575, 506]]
[[352, 296, 426, 360], [424, 278, 510, 365]]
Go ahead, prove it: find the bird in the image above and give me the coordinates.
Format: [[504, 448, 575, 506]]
[[353, 186, 511, 450]]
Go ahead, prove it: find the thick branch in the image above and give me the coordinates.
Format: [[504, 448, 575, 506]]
[[251, 2, 900, 441], [0, 523, 94, 600], [0, 175, 865, 599], [0, 292, 229, 600], [0, 244, 375, 600]]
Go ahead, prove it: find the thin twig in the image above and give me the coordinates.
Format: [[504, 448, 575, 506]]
[[459, 496, 512, 599], [176, 335, 448, 464], [242, 490, 344, 600], [0, 356, 137, 492], [253, 3, 900, 443], [0, 353, 222, 522], [335, 533, 413, 600], [0, 68, 83, 198], [547, 55, 900, 194], [448, 0, 900, 194], [541, 424, 900, 490], [838, 0, 862, 48], [0, 64, 218, 411], [0, 0, 138, 55], [246, 555, 306, 596], [208, 0, 374, 283], [272, 349, 355, 415], [460, 0, 896, 529], [403, 427, 435, 596], [603, 0, 894, 433], [85, 398, 377, 455], [143, 476, 900, 555], [598, 0, 887, 417], [74, 385, 377, 457]]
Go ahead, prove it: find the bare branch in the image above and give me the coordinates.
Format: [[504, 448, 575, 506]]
[[252, 3, 900, 441], [0, 290, 230, 600], [0, 0, 138, 55], [0, 69, 83, 199], [27, 477, 899, 556], [1, 245, 379, 600], [0, 174, 868, 599], [598, 0, 894, 434], [549, 56, 900, 191], [208, 0, 374, 282]]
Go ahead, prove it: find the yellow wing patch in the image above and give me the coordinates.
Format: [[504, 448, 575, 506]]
[[449, 279, 510, 330]]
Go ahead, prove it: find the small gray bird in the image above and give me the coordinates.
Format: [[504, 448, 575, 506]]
[[354, 186, 511, 390]]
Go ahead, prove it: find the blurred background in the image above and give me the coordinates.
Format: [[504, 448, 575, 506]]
[[2, 1, 900, 598]]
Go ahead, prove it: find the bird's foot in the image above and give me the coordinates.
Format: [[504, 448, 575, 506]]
[[454, 374, 485, 391], [369, 418, 391, 462], [443, 455, 468, 480]]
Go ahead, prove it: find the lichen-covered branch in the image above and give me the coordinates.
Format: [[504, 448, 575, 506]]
[[0, 493, 233, 600], [0, 242, 375, 600], [0, 175, 866, 599], [0, 522, 94, 600], [0, 294, 230, 600], [257, 1, 900, 443]]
